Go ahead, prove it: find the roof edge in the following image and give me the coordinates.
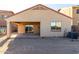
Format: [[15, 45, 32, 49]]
[[6, 4, 73, 19]]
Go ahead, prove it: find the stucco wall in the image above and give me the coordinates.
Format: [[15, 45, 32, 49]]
[[59, 7, 73, 18], [72, 7, 79, 25], [39, 10, 72, 37], [5, 9, 72, 37], [60, 6, 79, 26]]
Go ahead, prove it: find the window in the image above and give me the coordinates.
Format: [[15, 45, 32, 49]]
[[51, 22, 61, 32], [76, 9, 79, 14]]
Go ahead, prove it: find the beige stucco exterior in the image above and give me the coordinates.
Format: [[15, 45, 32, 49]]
[[17, 24, 25, 33], [5, 4, 72, 37], [59, 7, 73, 18], [60, 6, 79, 25]]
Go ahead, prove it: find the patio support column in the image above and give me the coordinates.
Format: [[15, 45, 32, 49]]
[[7, 21, 11, 38], [18, 24, 25, 34]]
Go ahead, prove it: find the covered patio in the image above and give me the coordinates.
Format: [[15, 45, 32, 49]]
[[6, 21, 40, 37]]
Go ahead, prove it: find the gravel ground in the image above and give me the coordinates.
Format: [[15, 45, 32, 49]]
[[4, 34, 79, 54]]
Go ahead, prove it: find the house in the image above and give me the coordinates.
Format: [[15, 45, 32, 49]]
[[59, 6, 79, 26], [0, 10, 14, 34], [5, 4, 72, 37]]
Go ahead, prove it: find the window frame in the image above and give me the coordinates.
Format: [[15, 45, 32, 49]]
[[50, 21, 62, 32]]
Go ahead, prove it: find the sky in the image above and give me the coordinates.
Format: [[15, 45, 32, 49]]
[[0, 0, 78, 13], [47, 4, 76, 10]]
